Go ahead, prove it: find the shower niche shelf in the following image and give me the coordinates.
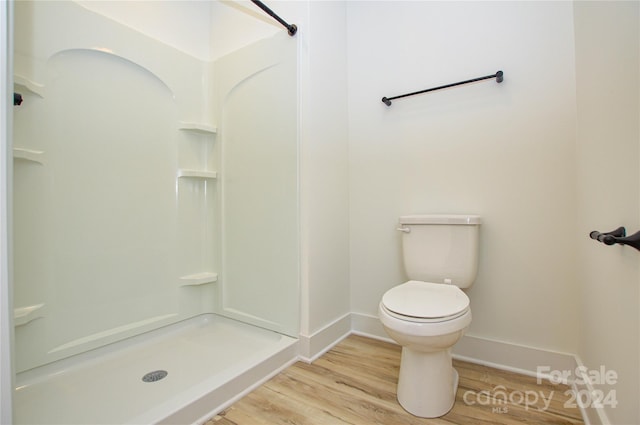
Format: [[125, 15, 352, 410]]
[[177, 169, 217, 180], [14, 74, 45, 98], [179, 272, 218, 286], [178, 122, 217, 135], [14, 303, 45, 327], [13, 147, 46, 165]]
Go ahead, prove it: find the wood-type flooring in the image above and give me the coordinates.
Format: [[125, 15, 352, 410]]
[[205, 334, 584, 425]]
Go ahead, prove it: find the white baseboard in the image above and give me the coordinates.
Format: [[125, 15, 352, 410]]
[[350, 312, 577, 376], [350, 310, 392, 342], [453, 333, 577, 380], [298, 312, 351, 362]]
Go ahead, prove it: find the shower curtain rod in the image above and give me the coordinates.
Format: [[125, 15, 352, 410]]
[[251, 0, 297, 36], [382, 70, 504, 106]]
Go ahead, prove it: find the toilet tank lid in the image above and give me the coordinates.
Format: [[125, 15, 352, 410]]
[[399, 214, 482, 225]]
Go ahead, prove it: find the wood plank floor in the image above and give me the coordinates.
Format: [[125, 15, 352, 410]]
[[204, 335, 584, 425]]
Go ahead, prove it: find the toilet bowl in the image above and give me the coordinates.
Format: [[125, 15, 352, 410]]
[[379, 280, 471, 417]]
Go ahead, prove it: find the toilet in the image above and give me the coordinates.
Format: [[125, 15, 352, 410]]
[[378, 214, 481, 418]]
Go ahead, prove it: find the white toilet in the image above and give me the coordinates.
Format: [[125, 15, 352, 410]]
[[378, 214, 481, 418]]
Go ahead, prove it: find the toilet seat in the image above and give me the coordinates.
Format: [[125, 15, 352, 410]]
[[382, 280, 470, 323]]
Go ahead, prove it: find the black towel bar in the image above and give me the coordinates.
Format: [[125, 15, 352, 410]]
[[382, 70, 503, 106], [589, 226, 640, 251]]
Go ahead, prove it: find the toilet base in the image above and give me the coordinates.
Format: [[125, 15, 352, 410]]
[[396, 346, 459, 418]]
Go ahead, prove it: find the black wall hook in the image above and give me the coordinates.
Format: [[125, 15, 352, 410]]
[[589, 226, 640, 251]]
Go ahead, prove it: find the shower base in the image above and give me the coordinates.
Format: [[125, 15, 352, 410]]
[[13, 314, 298, 424]]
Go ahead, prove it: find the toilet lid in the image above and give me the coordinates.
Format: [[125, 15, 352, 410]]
[[382, 280, 470, 319]]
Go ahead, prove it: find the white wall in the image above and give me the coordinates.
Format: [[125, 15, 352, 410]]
[[347, 1, 579, 353], [300, 1, 350, 336], [574, 2, 639, 423]]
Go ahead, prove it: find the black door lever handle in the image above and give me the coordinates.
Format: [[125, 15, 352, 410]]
[[590, 226, 640, 251]]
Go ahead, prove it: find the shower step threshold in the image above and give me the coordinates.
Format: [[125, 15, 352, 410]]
[[14, 313, 298, 425]]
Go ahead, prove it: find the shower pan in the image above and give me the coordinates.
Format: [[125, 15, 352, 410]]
[[11, 1, 299, 423]]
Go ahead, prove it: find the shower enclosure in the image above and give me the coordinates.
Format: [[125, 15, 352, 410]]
[[11, 1, 299, 423]]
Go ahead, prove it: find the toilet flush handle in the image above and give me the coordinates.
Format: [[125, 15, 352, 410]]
[[396, 226, 411, 233]]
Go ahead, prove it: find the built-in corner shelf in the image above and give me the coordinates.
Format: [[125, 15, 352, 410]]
[[177, 169, 218, 180], [13, 147, 46, 165], [178, 122, 217, 135], [179, 272, 218, 287], [14, 74, 45, 98], [14, 303, 45, 327]]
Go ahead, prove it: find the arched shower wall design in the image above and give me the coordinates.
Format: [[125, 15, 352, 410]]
[[213, 32, 299, 337], [13, 1, 218, 372]]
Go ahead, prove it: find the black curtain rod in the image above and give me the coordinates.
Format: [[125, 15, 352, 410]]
[[251, 0, 297, 36], [382, 70, 504, 106]]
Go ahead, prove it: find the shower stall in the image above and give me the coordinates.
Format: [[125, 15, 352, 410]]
[[9, 1, 300, 423]]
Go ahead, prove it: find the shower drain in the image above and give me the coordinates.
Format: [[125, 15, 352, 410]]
[[142, 370, 168, 383]]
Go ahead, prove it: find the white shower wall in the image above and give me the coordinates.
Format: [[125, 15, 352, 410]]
[[77, 1, 214, 62], [13, 0, 300, 373], [214, 32, 299, 336], [13, 1, 217, 372]]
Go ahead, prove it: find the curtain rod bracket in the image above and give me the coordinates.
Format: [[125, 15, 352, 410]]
[[251, 1, 297, 36]]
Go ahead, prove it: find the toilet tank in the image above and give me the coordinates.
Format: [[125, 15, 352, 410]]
[[399, 214, 481, 288]]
